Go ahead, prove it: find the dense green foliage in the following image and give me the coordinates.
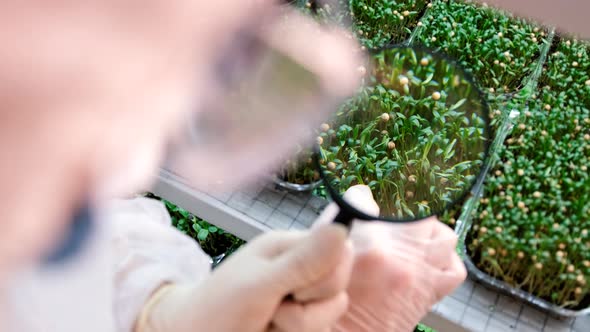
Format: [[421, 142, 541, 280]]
[[154, 196, 245, 257], [351, 0, 428, 47], [418, 0, 544, 93], [470, 39, 590, 308]]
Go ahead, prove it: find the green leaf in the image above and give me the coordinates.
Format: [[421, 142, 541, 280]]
[[192, 223, 202, 233], [422, 73, 434, 85], [444, 139, 457, 162], [197, 229, 209, 241], [449, 98, 467, 111]]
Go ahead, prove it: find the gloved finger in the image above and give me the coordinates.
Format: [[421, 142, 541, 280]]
[[390, 216, 437, 240], [270, 224, 350, 295], [429, 219, 456, 240], [431, 252, 467, 302], [424, 224, 459, 270], [293, 240, 353, 302], [312, 203, 339, 228], [249, 230, 307, 259], [270, 292, 349, 332], [342, 185, 380, 216], [312, 185, 379, 229]]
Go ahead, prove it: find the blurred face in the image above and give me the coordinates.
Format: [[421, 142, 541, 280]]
[[0, 1, 360, 277]]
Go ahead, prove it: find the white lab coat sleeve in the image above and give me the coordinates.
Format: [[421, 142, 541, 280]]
[[106, 197, 212, 332]]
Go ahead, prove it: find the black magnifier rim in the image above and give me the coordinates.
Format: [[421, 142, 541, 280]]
[[314, 43, 492, 223]]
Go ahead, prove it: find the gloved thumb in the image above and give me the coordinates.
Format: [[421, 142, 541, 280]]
[[342, 185, 380, 216], [314, 185, 380, 227], [269, 224, 349, 296]]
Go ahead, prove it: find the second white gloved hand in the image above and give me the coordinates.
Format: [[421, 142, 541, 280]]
[[138, 224, 353, 332], [315, 185, 467, 332]]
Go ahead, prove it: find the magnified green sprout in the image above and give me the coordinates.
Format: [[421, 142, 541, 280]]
[[318, 47, 488, 219]]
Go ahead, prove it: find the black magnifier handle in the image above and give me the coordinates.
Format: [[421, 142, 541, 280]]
[[333, 209, 354, 229]]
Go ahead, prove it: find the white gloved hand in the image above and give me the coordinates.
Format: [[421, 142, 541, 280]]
[[315, 185, 467, 332], [137, 224, 353, 332]]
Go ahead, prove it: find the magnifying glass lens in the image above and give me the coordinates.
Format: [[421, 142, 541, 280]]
[[318, 46, 490, 222]]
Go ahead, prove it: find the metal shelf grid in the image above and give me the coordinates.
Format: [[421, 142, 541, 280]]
[[153, 170, 589, 332]]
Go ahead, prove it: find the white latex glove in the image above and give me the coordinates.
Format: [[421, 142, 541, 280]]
[[315, 185, 467, 332], [137, 224, 353, 332]]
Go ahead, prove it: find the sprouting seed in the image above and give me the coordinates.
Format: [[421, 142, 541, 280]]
[[381, 113, 390, 122], [567, 265, 575, 273], [316, 136, 324, 145], [399, 76, 409, 86], [573, 61, 579, 67], [387, 141, 396, 150], [357, 66, 367, 76], [533, 191, 542, 198], [432, 91, 441, 100], [402, 10, 410, 16], [487, 248, 496, 256], [586, 80, 590, 86], [517, 251, 525, 259], [431, 36, 437, 42], [535, 263, 543, 270], [320, 123, 330, 132], [517, 169, 524, 176], [327, 162, 336, 170]]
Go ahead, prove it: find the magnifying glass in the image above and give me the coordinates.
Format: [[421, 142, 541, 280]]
[[316, 45, 491, 226]]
